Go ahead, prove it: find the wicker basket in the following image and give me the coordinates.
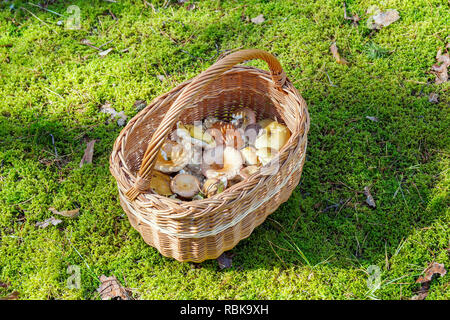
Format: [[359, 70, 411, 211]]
[[109, 49, 309, 262]]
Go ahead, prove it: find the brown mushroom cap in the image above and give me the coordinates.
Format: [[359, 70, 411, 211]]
[[150, 171, 173, 196], [170, 173, 201, 199], [239, 165, 260, 179], [202, 178, 227, 198], [155, 140, 189, 173]]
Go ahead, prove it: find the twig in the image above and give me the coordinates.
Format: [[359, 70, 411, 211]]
[[20, 7, 56, 33], [27, 2, 63, 17], [49, 133, 58, 157], [44, 87, 64, 100]]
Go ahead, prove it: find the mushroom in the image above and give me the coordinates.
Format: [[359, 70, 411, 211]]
[[170, 173, 201, 199], [173, 122, 215, 149], [254, 121, 291, 151], [256, 147, 278, 166], [201, 146, 243, 180], [202, 178, 227, 198], [240, 146, 260, 166], [231, 107, 256, 128], [149, 171, 173, 196], [244, 123, 263, 146], [155, 140, 190, 173], [185, 124, 216, 147], [258, 118, 273, 129], [239, 165, 260, 179], [206, 122, 244, 149]]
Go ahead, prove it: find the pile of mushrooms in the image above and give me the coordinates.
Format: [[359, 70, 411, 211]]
[[149, 107, 291, 200]]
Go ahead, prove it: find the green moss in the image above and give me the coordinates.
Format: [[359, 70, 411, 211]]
[[0, 0, 448, 300]]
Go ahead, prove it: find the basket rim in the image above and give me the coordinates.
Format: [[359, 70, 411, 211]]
[[110, 65, 310, 218]]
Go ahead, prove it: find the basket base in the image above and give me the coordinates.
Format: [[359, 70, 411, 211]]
[[120, 169, 302, 263]]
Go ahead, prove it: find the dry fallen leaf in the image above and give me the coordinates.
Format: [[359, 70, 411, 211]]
[[35, 216, 63, 228], [49, 207, 80, 218], [156, 74, 166, 82], [412, 262, 447, 300], [367, 9, 400, 30], [251, 14, 265, 24], [134, 100, 147, 112], [416, 262, 447, 283], [0, 291, 19, 300], [217, 251, 233, 270], [97, 275, 132, 300], [98, 48, 113, 57], [0, 282, 9, 289], [366, 116, 379, 122], [431, 48, 449, 84], [364, 186, 376, 208], [79, 140, 95, 168], [330, 42, 349, 65], [100, 102, 127, 126], [428, 92, 439, 103]]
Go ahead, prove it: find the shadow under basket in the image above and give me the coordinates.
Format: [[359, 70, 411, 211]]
[[110, 49, 310, 262]]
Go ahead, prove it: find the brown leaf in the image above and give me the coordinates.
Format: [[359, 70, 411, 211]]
[[134, 100, 147, 112], [428, 93, 439, 103], [0, 291, 19, 300], [79, 140, 96, 168], [35, 216, 63, 228], [217, 252, 233, 270], [100, 103, 127, 126], [416, 262, 447, 284], [364, 186, 376, 208], [330, 42, 349, 65], [411, 262, 447, 300], [368, 9, 400, 30], [251, 14, 265, 24], [97, 275, 132, 300], [49, 207, 80, 218], [431, 48, 449, 84], [0, 282, 9, 289]]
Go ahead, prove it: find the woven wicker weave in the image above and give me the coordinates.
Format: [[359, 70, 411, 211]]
[[109, 49, 310, 262]]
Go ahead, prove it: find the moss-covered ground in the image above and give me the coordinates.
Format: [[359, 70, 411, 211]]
[[0, 0, 449, 299]]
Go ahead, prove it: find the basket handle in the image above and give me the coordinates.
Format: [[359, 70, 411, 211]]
[[125, 49, 287, 200]]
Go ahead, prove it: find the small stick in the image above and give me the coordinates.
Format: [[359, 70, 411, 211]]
[[49, 133, 58, 157], [20, 7, 56, 33], [27, 2, 63, 17]]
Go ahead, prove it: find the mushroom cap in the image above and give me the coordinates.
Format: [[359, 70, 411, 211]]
[[239, 165, 260, 179], [206, 122, 243, 149], [185, 124, 216, 147], [155, 140, 189, 173], [202, 178, 227, 198], [170, 173, 201, 199], [256, 147, 278, 166], [258, 118, 274, 129], [201, 146, 243, 180], [240, 146, 260, 166], [150, 171, 173, 196], [254, 121, 291, 151]]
